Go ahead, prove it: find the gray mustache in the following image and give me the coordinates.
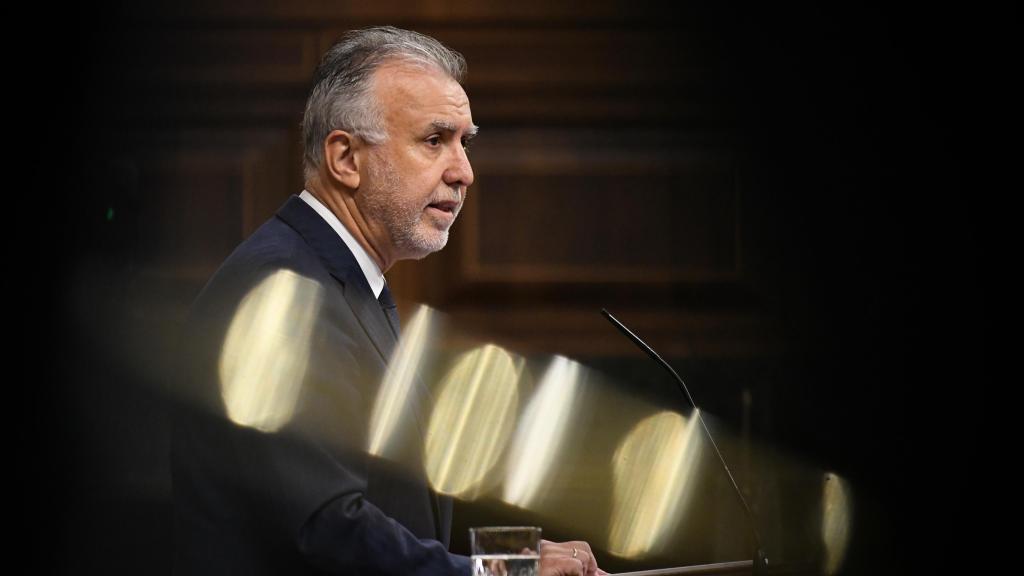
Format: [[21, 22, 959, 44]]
[[431, 188, 462, 204]]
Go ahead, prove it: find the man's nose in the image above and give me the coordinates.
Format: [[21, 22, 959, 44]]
[[443, 144, 474, 190]]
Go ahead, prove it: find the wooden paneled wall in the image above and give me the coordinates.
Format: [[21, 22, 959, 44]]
[[98, 0, 781, 361], [61, 4, 971, 573]]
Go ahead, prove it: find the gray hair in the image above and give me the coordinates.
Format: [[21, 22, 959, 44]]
[[302, 26, 467, 183]]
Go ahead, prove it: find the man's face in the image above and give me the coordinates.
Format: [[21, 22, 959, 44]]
[[355, 61, 476, 263]]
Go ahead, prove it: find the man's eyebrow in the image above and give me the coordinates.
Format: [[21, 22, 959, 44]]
[[430, 120, 480, 139]]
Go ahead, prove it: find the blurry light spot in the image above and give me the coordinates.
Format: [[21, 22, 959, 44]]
[[503, 355, 581, 508], [822, 472, 852, 575], [368, 305, 435, 456], [218, 269, 322, 432], [425, 344, 522, 498], [106, 206, 114, 221], [608, 410, 702, 558]]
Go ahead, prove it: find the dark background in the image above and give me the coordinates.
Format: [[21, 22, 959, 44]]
[[25, 1, 984, 574]]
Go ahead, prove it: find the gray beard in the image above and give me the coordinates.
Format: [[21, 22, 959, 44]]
[[359, 153, 451, 261]]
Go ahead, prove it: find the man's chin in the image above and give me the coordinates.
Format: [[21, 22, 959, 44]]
[[401, 231, 449, 260]]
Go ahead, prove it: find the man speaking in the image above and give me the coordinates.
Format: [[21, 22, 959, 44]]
[[171, 26, 601, 576]]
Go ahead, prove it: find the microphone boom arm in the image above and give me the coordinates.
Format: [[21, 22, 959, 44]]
[[601, 308, 768, 573]]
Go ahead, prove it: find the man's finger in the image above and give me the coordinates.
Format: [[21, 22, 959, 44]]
[[540, 539, 603, 576], [566, 541, 597, 574], [542, 556, 586, 576]]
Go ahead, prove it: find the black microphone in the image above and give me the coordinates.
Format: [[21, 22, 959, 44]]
[[601, 308, 769, 576]]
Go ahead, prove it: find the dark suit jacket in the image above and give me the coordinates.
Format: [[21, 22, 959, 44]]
[[171, 195, 469, 575]]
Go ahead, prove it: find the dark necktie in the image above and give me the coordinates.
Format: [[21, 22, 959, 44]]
[[379, 283, 445, 537], [378, 284, 400, 337]]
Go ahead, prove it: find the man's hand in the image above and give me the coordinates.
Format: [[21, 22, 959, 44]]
[[539, 539, 607, 576]]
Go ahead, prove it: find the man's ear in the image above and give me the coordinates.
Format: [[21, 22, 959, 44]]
[[323, 130, 362, 189]]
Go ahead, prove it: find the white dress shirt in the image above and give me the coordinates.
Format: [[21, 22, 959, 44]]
[[299, 189, 386, 299]]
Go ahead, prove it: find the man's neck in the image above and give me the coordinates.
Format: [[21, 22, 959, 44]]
[[299, 189, 386, 299], [304, 180, 392, 272]]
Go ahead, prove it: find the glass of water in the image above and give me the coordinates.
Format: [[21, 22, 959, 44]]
[[470, 526, 541, 576]]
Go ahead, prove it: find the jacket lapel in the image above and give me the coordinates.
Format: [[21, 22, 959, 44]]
[[277, 195, 447, 541], [276, 195, 397, 363]]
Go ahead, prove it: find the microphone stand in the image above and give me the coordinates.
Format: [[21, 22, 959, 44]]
[[601, 309, 769, 576]]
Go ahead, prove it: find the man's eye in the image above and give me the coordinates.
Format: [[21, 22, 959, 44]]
[[426, 136, 442, 146], [461, 139, 472, 151]]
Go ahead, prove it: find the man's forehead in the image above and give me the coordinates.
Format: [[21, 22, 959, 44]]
[[373, 61, 474, 130]]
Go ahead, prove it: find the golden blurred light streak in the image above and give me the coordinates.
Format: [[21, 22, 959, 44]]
[[367, 305, 434, 457], [608, 410, 703, 558], [218, 269, 322, 432], [822, 471, 852, 575], [502, 355, 581, 508], [425, 344, 522, 498]]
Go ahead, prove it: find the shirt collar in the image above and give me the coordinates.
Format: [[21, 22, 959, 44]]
[[299, 189, 386, 299]]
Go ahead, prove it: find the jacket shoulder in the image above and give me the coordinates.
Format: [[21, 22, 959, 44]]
[[191, 216, 330, 313]]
